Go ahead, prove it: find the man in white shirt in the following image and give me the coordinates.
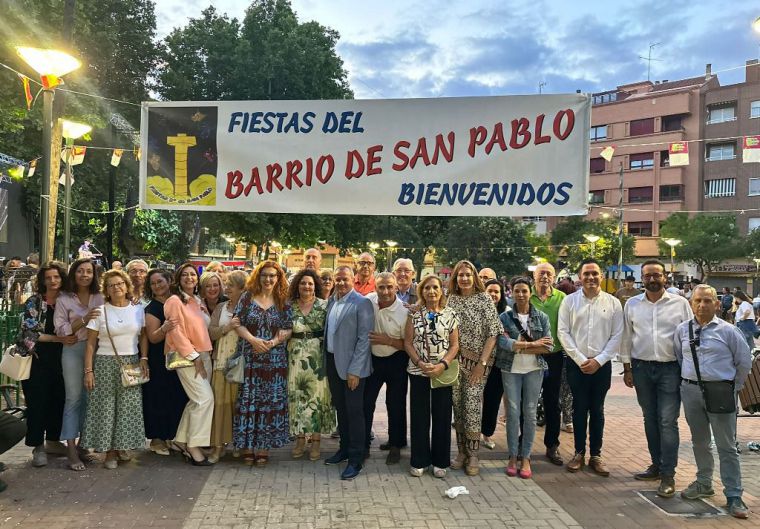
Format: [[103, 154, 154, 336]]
[[363, 273, 410, 465], [558, 258, 624, 476], [621, 259, 693, 498]]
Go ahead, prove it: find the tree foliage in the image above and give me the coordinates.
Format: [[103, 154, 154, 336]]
[[659, 213, 744, 280], [550, 216, 636, 272]]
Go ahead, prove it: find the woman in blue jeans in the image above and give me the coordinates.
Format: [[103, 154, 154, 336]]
[[495, 277, 553, 479]]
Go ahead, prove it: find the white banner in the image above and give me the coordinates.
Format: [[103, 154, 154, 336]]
[[139, 95, 591, 216]]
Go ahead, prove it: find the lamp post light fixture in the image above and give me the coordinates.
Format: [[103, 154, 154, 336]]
[[753, 15, 760, 34], [61, 120, 92, 265], [664, 238, 681, 277], [385, 240, 398, 271], [16, 47, 81, 263], [753, 257, 760, 273], [583, 234, 600, 257]]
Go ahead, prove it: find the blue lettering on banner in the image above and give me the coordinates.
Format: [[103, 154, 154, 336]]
[[227, 111, 356, 134], [397, 181, 574, 207]]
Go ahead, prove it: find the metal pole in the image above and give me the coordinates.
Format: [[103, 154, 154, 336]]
[[40, 89, 54, 262], [617, 163, 624, 286], [107, 122, 116, 266], [63, 138, 73, 265]]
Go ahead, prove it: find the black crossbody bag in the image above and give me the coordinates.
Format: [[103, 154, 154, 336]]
[[688, 321, 736, 414]]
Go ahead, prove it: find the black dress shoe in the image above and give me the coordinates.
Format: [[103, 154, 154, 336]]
[[657, 476, 675, 498], [340, 463, 362, 480], [634, 464, 661, 481], [324, 452, 348, 465], [546, 445, 563, 466], [385, 447, 401, 465]]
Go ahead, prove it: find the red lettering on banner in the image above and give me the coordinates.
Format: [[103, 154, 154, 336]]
[[392, 141, 411, 171], [468, 126, 487, 157], [266, 164, 283, 193], [345, 150, 364, 179], [409, 137, 430, 169], [285, 160, 303, 189], [316, 155, 334, 183], [554, 109, 575, 140], [510, 118, 531, 149], [533, 114, 551, 145], [245, 168, 264, 195], [366, 145, 383, 176], [431, 132, 455, 164], [484, 124, 506, 155], [225, 170, 244, 198]]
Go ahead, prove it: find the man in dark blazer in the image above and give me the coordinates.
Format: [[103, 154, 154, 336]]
[[323, 265, 374, 480]]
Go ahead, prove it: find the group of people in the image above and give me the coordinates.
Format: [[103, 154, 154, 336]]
[[4, 249, 755, 518]]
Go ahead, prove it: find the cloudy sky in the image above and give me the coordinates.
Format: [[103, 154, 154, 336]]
[[154, 0, 760, 99]]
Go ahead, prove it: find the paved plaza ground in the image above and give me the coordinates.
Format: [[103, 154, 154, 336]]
[[0, 371, 759, 529]]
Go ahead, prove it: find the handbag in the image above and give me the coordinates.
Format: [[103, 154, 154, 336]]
[[165, 350, 194, 370], [104, 305, 149, 387], [688, 321, 736, 414], [431, 358, 460, 388], [0, 345, 32, 381], [224, 352, 245, 384]]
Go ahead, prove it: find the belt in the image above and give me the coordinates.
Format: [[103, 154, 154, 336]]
[[292, 331, 324, 339], [632, 359, 678, 364], [682, 378, 699, 385]]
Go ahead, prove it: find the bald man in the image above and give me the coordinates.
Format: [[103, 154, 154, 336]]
[[304, 248, 322, 271], [478, 268, 496, 282], [354, 252, 376, 296]]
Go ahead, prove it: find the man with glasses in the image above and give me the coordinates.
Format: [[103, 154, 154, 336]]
[[531, 262, 568, 465], [478, 268, 496, 282], [621, 259, 692, 498], [125, 259, 149, 305], [392, 258, 417, 305], [354, 252, 376, 296], [674, 285, 751, 519]]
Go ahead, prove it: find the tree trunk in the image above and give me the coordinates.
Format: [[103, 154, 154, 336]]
[[118, 172, 140, 256]]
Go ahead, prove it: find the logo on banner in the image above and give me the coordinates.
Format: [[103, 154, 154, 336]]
[[668, 142, 689, 167], [743, 135, 760, 164], [146, 106, 217, 206]]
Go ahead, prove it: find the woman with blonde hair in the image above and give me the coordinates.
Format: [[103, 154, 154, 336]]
[[200, 271, 227, 317], [446, 260, 502, 476], [207, 270, 246, 463], [81, 270, 148, 469], [233, 260, 293, 466], [164, 262, 214, 466], [404, 274, 459, 478]]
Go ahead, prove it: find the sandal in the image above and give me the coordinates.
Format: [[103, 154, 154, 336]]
[[68, 460, 86, 471], [243, 450, 256, 466], [465, 456, 480, 476], [254, 454, 269, 467], [450, 452, 468, 470]]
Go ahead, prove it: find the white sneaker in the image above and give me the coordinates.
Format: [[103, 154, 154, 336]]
[[432, 467, 446, 478], [410, 467, 425, 477]]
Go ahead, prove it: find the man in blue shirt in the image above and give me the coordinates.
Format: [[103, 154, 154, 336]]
[[674, 284, 752, 519]]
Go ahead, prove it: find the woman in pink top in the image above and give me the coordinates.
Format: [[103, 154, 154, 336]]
[[164, 262, 214, 466], [54, 258, 104, 471]]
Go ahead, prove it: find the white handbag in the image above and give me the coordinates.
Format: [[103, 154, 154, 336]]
[[0, 345, 32, 381]]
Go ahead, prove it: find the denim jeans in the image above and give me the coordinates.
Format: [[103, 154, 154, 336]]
[[502, 369, 543, 459], [681, 381, 743, 498], [631, 359, 681, 476], [61, 340, 88, 440], [735, 320, 756, 352]]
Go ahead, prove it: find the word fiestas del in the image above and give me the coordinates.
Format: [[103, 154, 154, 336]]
[[227, 111, 364, 134], [225, 110, 576, 207]]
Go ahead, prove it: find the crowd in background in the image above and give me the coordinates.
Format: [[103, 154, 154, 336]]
[[0, 250, 755, 518]]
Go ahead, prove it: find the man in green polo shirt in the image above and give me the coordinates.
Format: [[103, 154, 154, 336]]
[[531, 262, 567, 465]]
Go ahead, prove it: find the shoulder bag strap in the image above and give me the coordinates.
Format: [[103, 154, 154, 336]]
[[688, 320, 703, 385], [509, 311, 535, 342], [103, 305, 125, 369]]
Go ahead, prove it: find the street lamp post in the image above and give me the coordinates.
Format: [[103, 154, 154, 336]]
[[664, 238, 681, 278], [583, 234, 600, 257], [16, 47, 81, 263], [385, 240, 398, 271], [61, 120, 91, 265]]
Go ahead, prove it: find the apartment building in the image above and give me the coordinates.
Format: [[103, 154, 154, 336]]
[[569, 71, 719, 258], [702, 60, 760, 235]]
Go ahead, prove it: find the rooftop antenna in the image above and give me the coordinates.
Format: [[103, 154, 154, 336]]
[[538, 81, 546, 94], [639, 42, 663, 81]]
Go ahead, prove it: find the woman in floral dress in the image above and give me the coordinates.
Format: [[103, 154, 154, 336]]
[[286, 269, 335, 461], [233, 261, 293, 466]]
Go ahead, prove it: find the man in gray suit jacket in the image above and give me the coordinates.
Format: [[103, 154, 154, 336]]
[[323, 265, 374, 480]]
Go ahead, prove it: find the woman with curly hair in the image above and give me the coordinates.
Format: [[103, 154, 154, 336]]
[[286, 268, 334, 461], [233, 260, 293, 466]]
